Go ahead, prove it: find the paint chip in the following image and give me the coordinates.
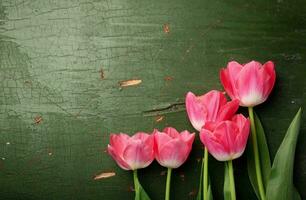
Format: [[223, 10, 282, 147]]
[[94, 171, 116, 180], [155, 115, 164, 123], [6, 142, 10, 145], [24, 80, 32, 85], [128, 185, 135, 192], [164, 76, 173, 81], [189, 189, 197, 196], [99, 68, 105, 79], [34, 116, 43, 124], [119, 79, 142, 87], [163, 24, 170, 34]]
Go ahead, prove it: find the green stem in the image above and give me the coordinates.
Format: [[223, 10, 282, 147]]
[[165, 168, 172, 200], [228, 160, 236, 200], [248, 107, 266, 200], [133, 170, 139, 198], [203, 147, 209, 200]]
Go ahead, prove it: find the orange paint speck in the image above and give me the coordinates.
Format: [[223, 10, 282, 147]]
[[155, 116, 164, 123], [164, 76, 173, 81], [34, 116, 43, 124], [163, 24, 170, 34]]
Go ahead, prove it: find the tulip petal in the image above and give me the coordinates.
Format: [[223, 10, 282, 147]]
[[235, 61, 265, 106], [107, 145, 131, 170], [156, 138, 190, 168], [180, 130, 195, 146], [220, 61, 243, 99], [109, 133, 130, 155], [262, 61, 276, 98], [215, 121, 238, 155], [217, 99, 240, 122], [123, 139, 154, 170], [185, 92, 208, 131], [235, 116, 250, 154], [202, 90, 227, 121], [154, 129, 172, 150], [132, 132, 150, 140], [200, 128, 231, 161], [163, 127, 180, 138]]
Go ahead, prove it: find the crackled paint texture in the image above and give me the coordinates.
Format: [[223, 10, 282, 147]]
[[0, 0, 305, 199]]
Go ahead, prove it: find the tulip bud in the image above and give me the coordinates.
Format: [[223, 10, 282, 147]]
[[185, 90, 239, 131], [220, 60, 276, 107], [154, 127, 195, 169], [200, 114, 250, 161], [107, 132, 154, 170]]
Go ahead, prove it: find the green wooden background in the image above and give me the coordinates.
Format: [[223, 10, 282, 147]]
[[0, 0, 305, 199]]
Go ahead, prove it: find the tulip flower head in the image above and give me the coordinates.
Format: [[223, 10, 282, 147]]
[[200, 114, 250, 161], [185, 90, 240, 131], [154, 127, 195, 169], [220, 60, 276, 107], [107, 132, 154, 170]]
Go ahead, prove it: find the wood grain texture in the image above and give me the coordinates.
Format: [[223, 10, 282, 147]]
[[0, 0, 305, 199]]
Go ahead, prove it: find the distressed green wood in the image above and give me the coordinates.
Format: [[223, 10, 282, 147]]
[[0, 0, 305, 199]]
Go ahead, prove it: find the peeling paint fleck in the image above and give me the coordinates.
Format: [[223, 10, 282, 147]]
[[164, 76, 173, 81], [119, 79, 142, 87], [128, 185, 135, 192], [24, 80, 32, 85], [189, 189, 197, 196], [34, 116, 43, 124], [163, 23, 170, 33], [180, 173, 185, 181], [155, 115, 164, 122], [99, 68, 105, 79], [94, 171, 116, 180], [160, 170, 166, 176]]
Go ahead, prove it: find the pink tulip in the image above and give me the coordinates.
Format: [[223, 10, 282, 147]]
[[154, 127, 195, 168], [200, 114, 250, 161], [185, 90, 240, 131], [220, 60, 276, 107], [107, 132, 154, 170]]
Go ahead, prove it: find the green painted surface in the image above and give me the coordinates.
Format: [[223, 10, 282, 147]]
[[0, 0, 305, 199]]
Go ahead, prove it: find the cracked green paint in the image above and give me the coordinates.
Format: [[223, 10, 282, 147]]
[[0, 0, 306, 199]]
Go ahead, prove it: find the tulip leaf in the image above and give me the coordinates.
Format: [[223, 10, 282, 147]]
[[208, 181, 213, 200], [247, 111, 271, 199], [196, 159, 204, 200], [197, 158, 213, 200], [266, 108, 302, 200], [293, 187, 302, 200], [134, 172, 151, 200], [135, 182, 151, 200], [223, 162, 231, 200]]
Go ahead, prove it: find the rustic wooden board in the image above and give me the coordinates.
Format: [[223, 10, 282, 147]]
[[0, 0, 305, 199]]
